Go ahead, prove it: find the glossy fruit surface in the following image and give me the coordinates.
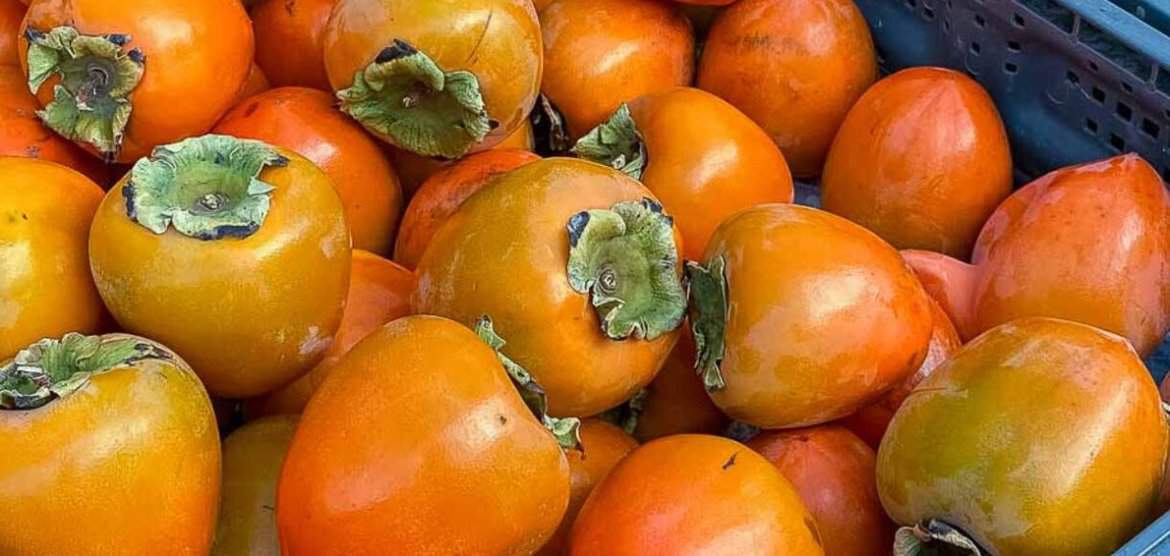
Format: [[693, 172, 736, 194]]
[[213, 86, 403, 255], [688, 204, 932, 428], [0, 157, 105, 360], [233, 64, 271, 105], [277, 315, 570, 555], [570, 434, 825, 555], [0, 333, 220, 556], [698, 0, 876, 177], [247, 250, 415, 417], [212, 414, 298, 556], [541, 0, 694, 140], [749, 426, 894, 556], [878, 318, 1167, 556], [414, 158, 687, 418], [632, 331, 728, 442], [822, 67, 1012, 258], [0, 0, 23, 66], [89, 136, 350, 398], [395, 148, 539, 268], [21, 0, 254, 162], [252, 0, 334, 90]]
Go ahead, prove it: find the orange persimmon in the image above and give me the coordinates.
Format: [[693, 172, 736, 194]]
[[630, 331, 728, 442], [395, 149, 540, 268], [232, 64, 271, 105], [698, 0, 876, 177], [20, 0, 254, 162], [252, 0, 334, 90], [214, 86, 403, 255], [212, 414, 297, 556], [0, 0, 22, 66]]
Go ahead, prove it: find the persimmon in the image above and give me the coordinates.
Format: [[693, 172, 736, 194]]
[[252, 0, 334, 90], [233, 64, 271, 105], [629, 331, 728, 442], [414, 158, 688, 417], [20, 0, 254, 162], [498, 117, 536, 150], [538, 419, 639, 555], [0, 333, 220, 555], [0, 158, 105, 361], [89, 134, 350, 399], [395, 149, 540, 268], [322, 0, 541, 158], [0, 0, 22, 66], [902, 154, 1170, 355], [878, 318, 1167, 555], [0, 66, 109, 182], [540, 0, 694, 141], [698, 0, 876, 177], [822, 68, 1012, 258], [687, 204, 932, 428], [841, 299, 960, 448], [389, 121, 535, 198], [277, 315, 571, 555], [570, 434, 824, 555], [213, 87, 403, 255], [212, 414, 297, 556], [575, 87, 793, 260], [749, 426, 894, 556], [247, 250, 415, 417]]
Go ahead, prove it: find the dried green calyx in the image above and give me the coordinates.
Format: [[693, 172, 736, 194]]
[[0, 333, 168, 410], [124, 134, 288, 240], [599, 388, 648, 435], [572, 103, 646, 179], [25, 26, 145, 161], [686, 257, 729, 391], [337, 39, 493, 159], [474, 316, 581, 450], [894, 521, 985, 556]]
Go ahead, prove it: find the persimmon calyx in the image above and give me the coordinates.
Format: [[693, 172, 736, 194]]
[[0, 333, 168, 410], [566, 198, 686, 341], [337, 39, 492, 159], [599, 388, 647, 435], [894, 521, 985, 556], [474, 316, 582, 450], [124, 134, 288, 240], [572, 104, 645, 179], [686, 257, 728, 391], [24, 26, 145, 161], [530, 94, 571, 155]]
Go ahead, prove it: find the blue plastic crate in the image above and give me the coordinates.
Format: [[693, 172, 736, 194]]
[[848, 1, 1170, 552]]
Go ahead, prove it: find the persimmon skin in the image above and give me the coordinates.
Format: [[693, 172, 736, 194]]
[[277, 315, 570, 556], [570, 434, 825, 555], [252, 0, 333, 90], [627, 87, 794, 260], [633, 330, 728, 442], [0, 0, 22, 66], [389, 121, 535, 198], [698, 0, 876, 177], [0, 158, 105, 361], [0, 66, 109, 182], [541, 0, 694, 139], [214, 87, 403, 255], [212, 415, 298, 556], [699, 204, 933, 428], [840, 299, 961, 448], [246, 250, 415, 417], [395, 149, 540, 268], [88, 148, 351, 399], [0, 336, 221, 556], [749, 426, 894, 556], [538, 420, 639, 556], [21, 0, 254, 162], [233, 64, 271, 105], [878, 318, 1167, 555], [822, 68, 1012, 258], [414, 158, 683, 418], [323, 0, 542, 151]]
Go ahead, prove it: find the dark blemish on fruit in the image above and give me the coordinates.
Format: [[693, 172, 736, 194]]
[[722, 452, 738, 470], [804, 515, 822, 546], [498, 414, 507, 425], [242, 102, 260, 118], [284, 0, 295, 15], [21, 213, 28, 220], [262, 504, 275, 513]]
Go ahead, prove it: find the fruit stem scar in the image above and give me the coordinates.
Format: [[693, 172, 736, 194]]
[[566, 198, 686, 342], [572, 103, 646, 179], [893, 520, 986, 556], [686, 256, 729, 391], [337, 38, 491, 159]]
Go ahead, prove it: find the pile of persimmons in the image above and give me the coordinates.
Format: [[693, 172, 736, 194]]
[[2, 0, 1169, 554]]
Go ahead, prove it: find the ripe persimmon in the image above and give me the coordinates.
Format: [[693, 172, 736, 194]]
[[89, 134, 350, 398], [630, 331, 728, 442], [698, 0, 876, 177], [540, 0, 694, 141], [0, 0, 22, 66], [233, 64, 271, 105], [395, 149, 539, 268], [277, 315, 571, 555], [212, 414, 297, 556], [323, 0, 542, 158], [214, 87, 404, 255], [0, 157, 105, 361], [247, 250, 415, 417], [575, 87, 793, 260], [0, 333, 220, 555], [20, 0, 254, 162], [414, 158, 688, 417], [252, 0, 334, 90]]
